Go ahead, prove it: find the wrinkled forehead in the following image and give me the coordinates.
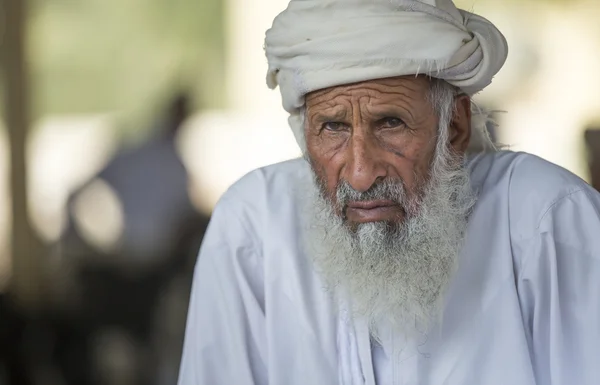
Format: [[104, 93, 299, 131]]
[[305, 76, 430, 105], [304, 76, 433, 112]]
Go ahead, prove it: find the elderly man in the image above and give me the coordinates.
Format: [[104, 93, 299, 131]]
[[178, 1, 600, 384]]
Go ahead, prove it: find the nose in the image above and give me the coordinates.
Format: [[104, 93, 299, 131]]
[[342, 132, 388, 192]]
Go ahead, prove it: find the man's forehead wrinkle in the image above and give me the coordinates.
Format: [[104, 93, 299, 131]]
[[306, 76, 426, 99], [311, 110, 349, 123], [308, 92, 354, 109], [337, 84, 423, 100], [351, 91, 420, 109], [354, 90, 418, 106], [309, 90, 421, 115], [308, 87, 424, 114], [306, 90, 352, 110], [307, 101, 351, 121], [358, 77, 427, 94], [308, 95, 348, 108], [350, 82, 423, 94], [306, 83, 434, 128], [357, 94, 423, 122]]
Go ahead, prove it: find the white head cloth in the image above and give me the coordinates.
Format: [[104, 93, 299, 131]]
[[264, 0, 508, 150]]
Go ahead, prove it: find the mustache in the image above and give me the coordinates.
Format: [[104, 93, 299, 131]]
[[335, 179, 409, 209]]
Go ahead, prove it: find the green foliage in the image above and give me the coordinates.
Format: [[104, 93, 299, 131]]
[[27, 0, 225, 130]]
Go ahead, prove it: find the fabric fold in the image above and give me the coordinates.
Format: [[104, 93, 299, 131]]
[[264, 0, 508, 149]]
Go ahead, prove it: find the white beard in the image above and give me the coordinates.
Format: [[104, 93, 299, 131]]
[[303, 146, 476, 340]]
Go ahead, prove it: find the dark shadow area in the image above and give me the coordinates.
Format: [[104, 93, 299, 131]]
[[0, 92, 210, 385]]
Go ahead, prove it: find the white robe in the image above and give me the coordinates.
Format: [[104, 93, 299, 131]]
[[178, 151, 600, 385]]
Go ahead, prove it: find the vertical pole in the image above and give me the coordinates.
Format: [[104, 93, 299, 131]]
[[2, 0, 40, 311]]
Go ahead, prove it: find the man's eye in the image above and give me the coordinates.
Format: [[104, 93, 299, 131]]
[[380, 117, 404, 128], [322, 122, 345, 132]]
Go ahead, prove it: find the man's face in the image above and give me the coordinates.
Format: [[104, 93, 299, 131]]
[[304, 76, 442, 227], [302, 76, 474, 336]]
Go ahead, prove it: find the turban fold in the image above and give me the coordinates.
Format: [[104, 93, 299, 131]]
[[264, 0, 508, 149]]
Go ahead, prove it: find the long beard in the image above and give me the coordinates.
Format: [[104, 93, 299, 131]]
[[303, 148, 476, 339]]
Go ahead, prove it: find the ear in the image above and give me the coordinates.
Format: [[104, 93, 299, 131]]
[[449, 94, 471, 154]]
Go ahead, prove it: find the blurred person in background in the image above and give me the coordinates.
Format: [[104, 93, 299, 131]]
[[70, 91, 198, 267], [178, 1, 600, 384], [49, 91, 209, 385]]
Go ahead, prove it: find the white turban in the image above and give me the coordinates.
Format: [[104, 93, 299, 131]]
[[264, 0, 508, 150]]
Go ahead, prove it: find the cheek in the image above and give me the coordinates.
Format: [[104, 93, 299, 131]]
[[307, 147, 341, 199], [379, 131, 434, 171], [404, 142, 437, 188], [377, 130, 428, 159], [306, 128, 348, 162]]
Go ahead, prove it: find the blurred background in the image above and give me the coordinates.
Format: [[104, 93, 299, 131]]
[[1, 0, 600, 384]]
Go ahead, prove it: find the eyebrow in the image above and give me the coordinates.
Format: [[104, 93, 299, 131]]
[[310, 110, 349, 124], [369, 106, 415, 122]]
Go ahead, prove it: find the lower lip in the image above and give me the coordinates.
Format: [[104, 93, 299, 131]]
[[345, 205, 404, 223]]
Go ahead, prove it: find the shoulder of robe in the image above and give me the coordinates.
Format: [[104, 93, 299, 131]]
[[206, 157, 308, 248], [493, 151, 593, 240]]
